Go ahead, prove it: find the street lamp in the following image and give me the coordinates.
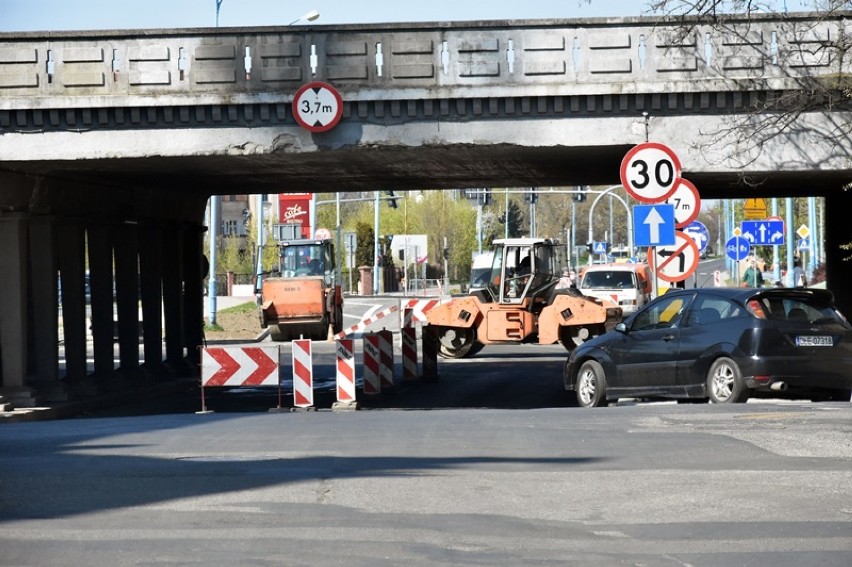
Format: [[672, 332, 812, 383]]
[[289, 9, 321, 25]]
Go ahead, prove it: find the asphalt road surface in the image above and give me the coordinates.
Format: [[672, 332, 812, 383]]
[[2, 341, 850, 566]]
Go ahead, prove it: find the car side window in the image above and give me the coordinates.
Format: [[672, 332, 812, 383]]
[[632, 295, 689, 331], [685, 297, 746, 327]]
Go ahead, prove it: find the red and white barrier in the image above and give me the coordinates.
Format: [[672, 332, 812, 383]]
[[335, 339, 356, 405], [201, 346, 279, 387], [362, 334, 381, 395], [401, 308, 418, 381], [400, 298, 442, 323], [378, 329, 394, 389], [335, 304, 399, 339], [292, 339, 314, 408]]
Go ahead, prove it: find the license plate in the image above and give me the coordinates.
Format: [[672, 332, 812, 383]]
[[796, 335, 833, 347]]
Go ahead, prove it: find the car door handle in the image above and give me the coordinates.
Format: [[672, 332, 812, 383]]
[[662, 334, 675, 342]]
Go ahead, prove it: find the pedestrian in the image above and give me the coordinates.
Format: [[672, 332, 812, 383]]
[[792, 259, 807, 287], [742, 257, 764, 288]]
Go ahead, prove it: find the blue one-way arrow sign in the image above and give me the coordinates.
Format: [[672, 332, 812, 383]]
[[741, 220, 785, 246], [633, 204, 676, 247]]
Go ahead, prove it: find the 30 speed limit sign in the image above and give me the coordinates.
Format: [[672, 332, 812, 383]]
[[292, 81, 343, 133], [620, 142, 682, 203]]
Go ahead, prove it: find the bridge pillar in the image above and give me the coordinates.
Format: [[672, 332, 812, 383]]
[[114, 222, 141, 379], [27, 216, 69, 402], [87, 224, 116, 388], [0, 214, 38, 407], [824, 190, 852, 318], [57, 221, 88, 383], [162, 222, 188, 374], [139, 223, 165, 375], [182, 224, 204, 370]]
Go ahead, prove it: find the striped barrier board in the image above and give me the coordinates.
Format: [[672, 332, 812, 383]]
[[378, 329, 394, 389], [402, 308, 418, 381], [292, 339, 314, 408], [334, 304, 399, 339], [362, 333, 381, 395], [201, 346, 279, 387], [400, 298, 443, 323], [335, 339, 356, 404]]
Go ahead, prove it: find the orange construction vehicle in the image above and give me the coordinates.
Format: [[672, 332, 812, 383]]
[[259, 225, 343, 341], [425, 238, 621, 358]]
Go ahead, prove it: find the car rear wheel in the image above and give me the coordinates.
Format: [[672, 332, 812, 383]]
[[706, 357, 749, 404], [575, 360, 609, 408]]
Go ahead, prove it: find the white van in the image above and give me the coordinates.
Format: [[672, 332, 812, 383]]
[[469, 252, 494, 292], [579, 263, 653, 316]]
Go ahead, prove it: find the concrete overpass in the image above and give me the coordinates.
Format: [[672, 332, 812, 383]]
[[1, 12, 850, 408]]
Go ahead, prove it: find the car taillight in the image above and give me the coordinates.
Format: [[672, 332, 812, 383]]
[[753, 375, 771, 383], [747, 299, 767, 319]]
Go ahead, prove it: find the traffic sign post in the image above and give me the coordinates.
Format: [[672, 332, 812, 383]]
[[682, 221, 710, 253], [666, 178, 701, 228], [741, 220, 785, 246], [620, 142, 682, 203], [726, 236, 750, 283], [633, 204, 676, 247], [293, 81, 343, 133], [647, 231, 700, 283]]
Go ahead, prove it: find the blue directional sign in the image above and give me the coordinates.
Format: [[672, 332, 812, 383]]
[[633, 204, 676, 247], [682, 220, 709, 252], [726, 236, 750, 261], [592, 241, 608, 255], [741, 220, 785, 246]]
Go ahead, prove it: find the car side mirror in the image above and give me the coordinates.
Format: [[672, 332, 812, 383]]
[[615, 322, 628, 333]]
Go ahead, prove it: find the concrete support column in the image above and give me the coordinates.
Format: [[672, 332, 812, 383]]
[[28, 216, 69, 402], [182, 224, 204, 369], [824, 190, 852, 318], [57, 221, 88, 382], [87, 224, 115, 385], [162, 222, 187, 373], [139, 223, 165, 375], [0, 214, 36, 407], [114, 222, 141, 379]]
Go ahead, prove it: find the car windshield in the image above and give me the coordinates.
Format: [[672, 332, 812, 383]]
[[582, 270, 636, 289], [747, 293, 848, 325]]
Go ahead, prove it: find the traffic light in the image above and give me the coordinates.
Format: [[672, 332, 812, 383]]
[[478, 189, 492, 206], [525, 189, 538, 204], [385, 190, 397, 208], [443, 247, 450, 260]]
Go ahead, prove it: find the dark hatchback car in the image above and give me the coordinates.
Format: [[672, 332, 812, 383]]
[[564, 287, 852, 407]]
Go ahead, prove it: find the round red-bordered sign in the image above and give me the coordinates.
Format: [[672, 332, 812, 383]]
[[620, 142, 682, 203], [666, 178, 701, 228], [647, 230, 700, 283], [292, 81, 343, 133]]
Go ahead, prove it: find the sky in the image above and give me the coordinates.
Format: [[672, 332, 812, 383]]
[[0, 0, 816, 32]]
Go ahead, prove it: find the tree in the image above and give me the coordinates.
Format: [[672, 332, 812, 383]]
[[355, 222, 374, 268]]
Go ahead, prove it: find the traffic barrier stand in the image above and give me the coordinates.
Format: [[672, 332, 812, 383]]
[[421, 325, 439, 382], [334, 304, 399, 339], [332, 338, 358, 411], [199, 345, 280, 413], [291, 338, 315, 411], [362, 333, 381, 395], [377, 328, 395, 390], [399, 298, 443, 325], [401, 308, 418, 381]]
